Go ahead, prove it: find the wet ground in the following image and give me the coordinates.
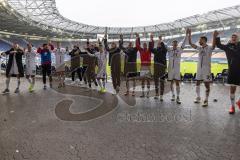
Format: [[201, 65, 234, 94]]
[[0, 76, 239, 160]]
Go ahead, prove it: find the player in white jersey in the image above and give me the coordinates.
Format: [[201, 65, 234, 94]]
[[167, 30, 188, 104], [25, 43, 36, 92], [188, 29, 216, 107], [55, 42, 66, 88]]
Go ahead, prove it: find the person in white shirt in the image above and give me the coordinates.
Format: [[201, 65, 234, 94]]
[[167, 30, 187, 104], [55, 42, 66, 88], [94, 44, 108, 93], [25, 43, 36, 92], [188, 28, 216, 107]]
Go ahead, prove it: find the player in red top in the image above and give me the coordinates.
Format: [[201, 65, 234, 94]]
[[136, 33, 154, 98]]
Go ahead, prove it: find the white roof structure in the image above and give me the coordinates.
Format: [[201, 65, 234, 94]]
[[0, 0, 240, 39]]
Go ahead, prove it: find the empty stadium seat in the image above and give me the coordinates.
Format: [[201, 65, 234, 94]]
[[215, 73, 223, 82], [222, 69, 229, 83], [183, 73, 193, 82]]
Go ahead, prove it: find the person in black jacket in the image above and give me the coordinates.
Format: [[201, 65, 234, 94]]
[[120, 34, 138, 96], [2, 43, 24, 94], [214, 31, 240, 114], [84, 40, 99, 88], [150, 36, 168, 101], [69, 45, 82, 83], [104, 34, 122, 94]]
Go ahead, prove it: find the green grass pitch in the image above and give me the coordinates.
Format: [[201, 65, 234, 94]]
[[105, 61, 228, 76]]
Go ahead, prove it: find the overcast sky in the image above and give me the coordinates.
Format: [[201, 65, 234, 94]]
[[56, 0, 239, 27]]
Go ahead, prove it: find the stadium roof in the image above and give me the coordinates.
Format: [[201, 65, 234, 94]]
[[0, 0, 240, 39]]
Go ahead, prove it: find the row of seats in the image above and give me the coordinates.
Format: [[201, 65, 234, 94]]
[[182, 69, 228, 82]]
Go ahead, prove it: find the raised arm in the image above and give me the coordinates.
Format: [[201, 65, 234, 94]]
[[86, 38, 90, 48], [211, 30, 218, 50], [215, 36, 232, 53], [187, 28, 198, 49], [213, 30, 228, 51], [4, 48, 13, 55], [48, 40, 54, 51], [148, 34, 155, 52], [215, 35, 240, 59], [180, 30, 188, 49], [158, 36, 167, 53], [119, 34, 126, 52], [97, 38, 101, 46], [135, 33, 143, 52], [103, 34, 110, 51]]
